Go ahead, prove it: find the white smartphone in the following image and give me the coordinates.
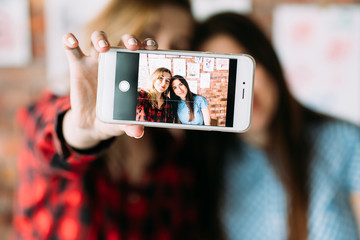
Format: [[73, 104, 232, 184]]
[[96, 48, 255, 133]]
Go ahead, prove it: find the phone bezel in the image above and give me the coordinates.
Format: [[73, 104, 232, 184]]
[[96, 48, 255, 133]]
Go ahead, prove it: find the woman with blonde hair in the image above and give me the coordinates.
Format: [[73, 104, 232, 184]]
[[136, 67, 174, 122], [14, 0, 212, 239]]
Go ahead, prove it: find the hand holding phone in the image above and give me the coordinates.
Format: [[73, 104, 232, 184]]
[[97, 48, 255, 132], [61, 32, 152, 149]]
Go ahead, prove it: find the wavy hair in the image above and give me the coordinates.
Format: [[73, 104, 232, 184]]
[[146, 67, 172, 108]]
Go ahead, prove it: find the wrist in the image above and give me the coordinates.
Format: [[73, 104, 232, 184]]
[[63, 110, 102, 149]]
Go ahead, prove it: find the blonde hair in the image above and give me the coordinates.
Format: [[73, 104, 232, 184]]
[[147, 67, 172, 108], [84, 0, 192, 48], [84, 0, 157, 47]]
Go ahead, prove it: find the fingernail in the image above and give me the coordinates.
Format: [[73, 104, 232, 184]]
[[98, 40, 108, 48], [146, 39, 156, 46], [134, 131, 144, 139], [128, 38, 137, 46], [68, 37, 77, 45]]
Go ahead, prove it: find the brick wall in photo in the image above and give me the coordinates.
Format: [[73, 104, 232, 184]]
[[144, 54, 230, 126]]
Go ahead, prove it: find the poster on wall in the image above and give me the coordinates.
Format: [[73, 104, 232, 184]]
[[149, 59, 172, 76], [173, 58, 186, 76], [200, 73, 211, 88], [0, 0, 31, 67], [273, 4, 360, 125], [216, 58, 229, 70], [203, 57, 214, 72], [45, 0, 109, 94], [187, 63, 200, 79]]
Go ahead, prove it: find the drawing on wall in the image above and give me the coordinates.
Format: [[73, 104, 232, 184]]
[[203, 57, 214, 72], [148, 59, 172, 77], [187, 63, 200, 79], [273, 4, 360, 125], [0, 0, 31, 67], [195, 56, 202, 63], [173, 58, 186, 76], [216, 58, 229, 70]]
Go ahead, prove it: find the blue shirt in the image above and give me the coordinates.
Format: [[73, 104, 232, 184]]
[[177, 95, 209, 125], [222, 120, 360, 240]]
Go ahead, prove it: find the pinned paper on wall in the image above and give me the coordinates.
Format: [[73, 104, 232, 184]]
[[195, 57, 203, 63], [173, 58, 186, 76], [203, 57, 214, 72], [187, 63, 200, 79], [216, 58, 229, 70], [273, 4, 360, 125], [149, 59, 172, 76], [0, 0, 31, 67], [148, 54, 165, 59], [200, 73, 211, 89]]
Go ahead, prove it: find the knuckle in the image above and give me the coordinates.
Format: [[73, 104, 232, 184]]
[[91, 30, 106, 39]]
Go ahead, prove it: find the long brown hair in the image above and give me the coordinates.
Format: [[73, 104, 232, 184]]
[[170, 75, 196, 122], [193, 12, 328, 240]]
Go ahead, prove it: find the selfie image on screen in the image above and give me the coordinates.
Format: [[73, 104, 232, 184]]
[[113, 52, 237, 127]]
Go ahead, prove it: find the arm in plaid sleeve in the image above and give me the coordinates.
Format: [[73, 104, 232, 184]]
[[17, 90, 114, 176]]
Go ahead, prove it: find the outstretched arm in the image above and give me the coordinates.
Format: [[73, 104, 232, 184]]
[[201, 107, 211, 125], [350, 192, 360, 237], [62, 32, 157, 149]]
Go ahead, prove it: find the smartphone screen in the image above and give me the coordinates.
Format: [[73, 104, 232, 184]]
[[112, 51, 238, 128]]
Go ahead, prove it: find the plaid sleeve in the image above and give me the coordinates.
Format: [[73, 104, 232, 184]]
[[16, 90, 113, 177], [136, 90, 150, 122]]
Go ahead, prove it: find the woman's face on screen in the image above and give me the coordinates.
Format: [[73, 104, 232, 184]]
[[171, 79, 188, 100], [154, 72, 171, 94]]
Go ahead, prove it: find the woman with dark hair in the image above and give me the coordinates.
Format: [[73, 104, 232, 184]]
[[170, 75, 211, 125], [192, 12, 360, 240]]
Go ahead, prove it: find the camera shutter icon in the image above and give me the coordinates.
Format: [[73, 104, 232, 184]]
[[119, 80, 130, 92]]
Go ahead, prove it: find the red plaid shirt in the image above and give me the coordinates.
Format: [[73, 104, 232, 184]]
[[136, 90, 174, 123], [14, 91, 200, 240]]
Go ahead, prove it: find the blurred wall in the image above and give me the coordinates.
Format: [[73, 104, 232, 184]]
[[0, 0, 358, 238], [0, 0, 46, 238]]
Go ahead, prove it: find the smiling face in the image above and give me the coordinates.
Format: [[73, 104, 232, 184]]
[[171, 79, 188, 100], [154, 72, 171, 93], [199, 34, 279, 133]]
